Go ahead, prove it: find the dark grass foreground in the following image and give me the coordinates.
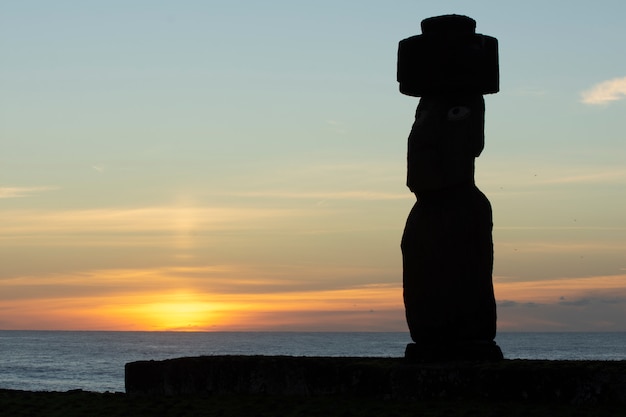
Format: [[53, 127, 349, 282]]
[[2, 389, 626, 417]]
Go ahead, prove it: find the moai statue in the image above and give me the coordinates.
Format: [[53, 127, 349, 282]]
[[397, 15, 503, 361]]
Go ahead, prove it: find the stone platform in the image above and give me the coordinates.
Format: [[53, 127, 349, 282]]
[[125, 356, 626, 405]]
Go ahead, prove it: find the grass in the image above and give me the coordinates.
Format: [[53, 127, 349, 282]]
[[1, 389, 624, 417]]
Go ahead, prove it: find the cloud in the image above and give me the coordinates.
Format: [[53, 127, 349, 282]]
[[558, 296, 626, 307], [0, 265, 404, 331], [558, 297, 593, 306], [497, 281, 626, 331], [233, 190, 408, 201], [581, 76, 626, 105], [533, 167, 626, 186], [495, 273, 626, 305], [0, 186, 56, 198], [0, 206, 309, 235], [326, 119, 347, 134], [498, 300, 538, 308]]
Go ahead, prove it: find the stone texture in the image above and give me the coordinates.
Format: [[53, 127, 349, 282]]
[[125, 356, 626, 405]]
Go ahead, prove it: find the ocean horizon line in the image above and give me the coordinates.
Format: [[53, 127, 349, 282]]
[[3, 329, 626, 333]]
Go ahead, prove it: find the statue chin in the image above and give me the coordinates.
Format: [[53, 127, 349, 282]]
[[406, 151, 476, 194]]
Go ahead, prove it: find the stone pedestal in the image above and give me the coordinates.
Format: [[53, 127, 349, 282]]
[[125, 355, 626, 405], [405, 341, 503, 362]]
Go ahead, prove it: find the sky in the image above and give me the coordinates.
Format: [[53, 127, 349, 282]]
[[1, 0, 625, 332]]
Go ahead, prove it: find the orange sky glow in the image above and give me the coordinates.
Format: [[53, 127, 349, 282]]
[[3, 260, 626, 331]]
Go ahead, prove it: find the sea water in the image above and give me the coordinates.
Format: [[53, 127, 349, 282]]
[[1, 331, 625, 393]]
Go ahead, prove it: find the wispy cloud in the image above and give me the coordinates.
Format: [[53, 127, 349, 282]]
[[495, 273, 626, 304], [581, 76, 626, 105], [0, 186, 56, 199], [326, 119, 347, 134], [538, 169, 626, 185], [484, 166, 626, 188], [0, 206, 308, 235], [0, 265, 404, 331], [495, 274, 626, 331], [232, 190, 408, 201]]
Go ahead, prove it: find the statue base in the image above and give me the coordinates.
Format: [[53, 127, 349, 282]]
[[405, 340, 503, 362]]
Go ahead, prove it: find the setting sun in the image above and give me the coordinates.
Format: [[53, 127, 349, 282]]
[[110, 292, 229, 331], [139, 294, 215, 330]]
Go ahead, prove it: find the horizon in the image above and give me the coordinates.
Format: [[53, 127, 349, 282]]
[[2, 0, 626, 332], [2, 329, 626, 334]]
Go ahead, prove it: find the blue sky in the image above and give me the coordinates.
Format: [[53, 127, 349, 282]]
[[1, 1, 625, 331]]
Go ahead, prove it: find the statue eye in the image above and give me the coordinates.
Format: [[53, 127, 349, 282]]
[[447, 106, 471, 121]]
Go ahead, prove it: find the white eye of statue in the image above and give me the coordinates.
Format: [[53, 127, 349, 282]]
[[447, 106, 471, 121]]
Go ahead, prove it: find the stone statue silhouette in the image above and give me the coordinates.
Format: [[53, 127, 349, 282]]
[[397, 15, 503, 361]]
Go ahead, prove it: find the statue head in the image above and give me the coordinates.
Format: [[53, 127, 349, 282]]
[[406, 94, 484, 192], [399, 15, 497, 193]]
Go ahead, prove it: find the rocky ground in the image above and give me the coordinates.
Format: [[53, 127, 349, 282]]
[[1, 389, 624, 417]]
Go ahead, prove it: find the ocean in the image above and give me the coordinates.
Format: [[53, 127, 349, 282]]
[[1, 331, 625, 393]]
